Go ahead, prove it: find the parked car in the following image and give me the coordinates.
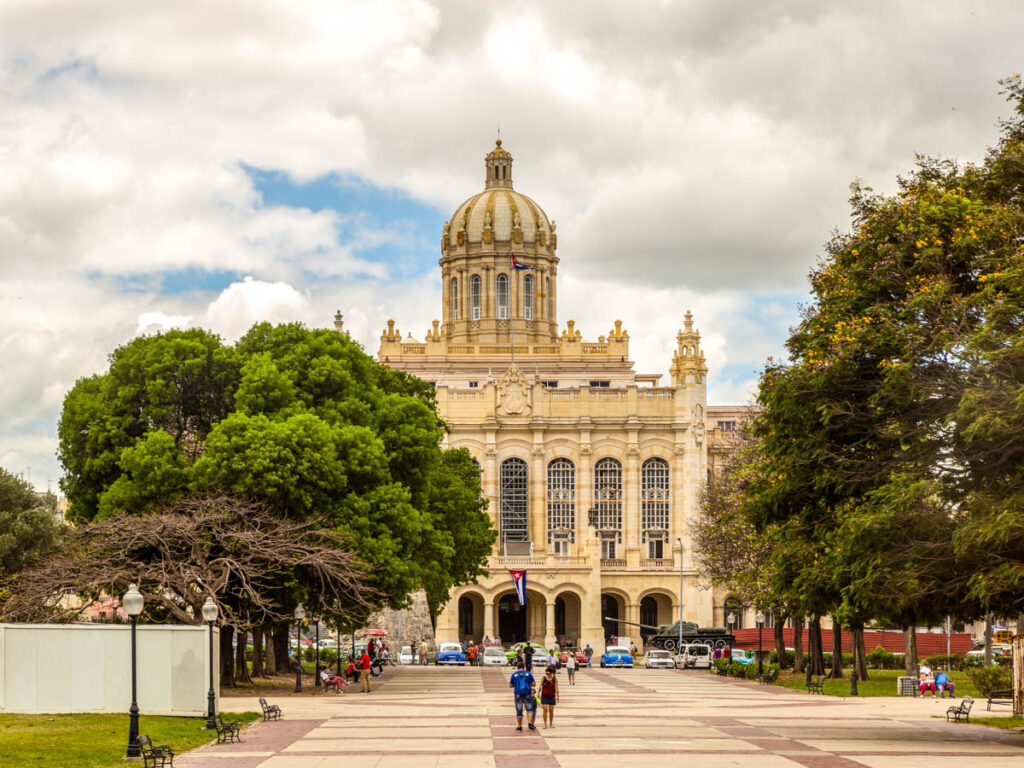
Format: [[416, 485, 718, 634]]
[[558, 649, 589, 666], [600, 645, 634, 668], [644, 649, 675, 669], [481, 646, 508, 666], [506, 642, 548, 666], [686, 643, 713, 669], [728, 649, 754, 665], [398, 645, 414, 665], [436, 642, 467, 665]]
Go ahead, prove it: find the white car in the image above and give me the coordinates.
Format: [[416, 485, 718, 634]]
[[684, 643, 713, 669], [644, 649, 675, 669], [398, 645, 413, 665], [481, 646, 508, 666]]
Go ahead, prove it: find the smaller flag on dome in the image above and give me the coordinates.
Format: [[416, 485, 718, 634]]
[[510, 254, 535, 271]]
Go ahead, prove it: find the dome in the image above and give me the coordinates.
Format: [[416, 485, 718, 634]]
[[442, 140, 557, 253]]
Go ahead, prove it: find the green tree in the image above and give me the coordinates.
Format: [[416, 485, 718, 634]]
[[0, 467, 62, 579]]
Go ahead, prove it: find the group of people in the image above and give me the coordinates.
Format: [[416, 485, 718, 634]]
[[509, 659, 562, 731], [918, 665, 956, 698], [317, 642, 391, 695]]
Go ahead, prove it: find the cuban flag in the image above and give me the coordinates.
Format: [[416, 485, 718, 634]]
[[509, 569, 527, 606], [510, 253, 535, 271]]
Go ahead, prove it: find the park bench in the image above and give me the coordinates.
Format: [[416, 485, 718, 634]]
[[806, 674, 825, 694], [715, 664, 730, 676], [986, 689, 1012, 710], [758, 668, 779, 685], [259, 697, 282, 721], [139, 734, 174, 767], [946, 696, 974, 723], [214, 715, 242, 744]]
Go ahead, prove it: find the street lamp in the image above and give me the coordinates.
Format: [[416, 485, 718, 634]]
[[123, 583, 145, 759], [727, 611, 735, 656], [201, 597, 219, 729], [755, 610, 766, 678], [314, 617, 321, 688], [293, 603, 306, 693], [676, 537, 684, 653]]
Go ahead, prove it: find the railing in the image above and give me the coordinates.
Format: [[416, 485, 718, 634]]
[[491, 556, 547, 567], [400, 345, 426, 354], [547, 390, 579, 400], [532, 345, 560, 354], [592, 390, 626, 400], [600, 558, 627, 569], [640, 558, 675, 569], [447, 345, 476, 354], [582, 344, 609, 354], [638, 389, 675, 398]]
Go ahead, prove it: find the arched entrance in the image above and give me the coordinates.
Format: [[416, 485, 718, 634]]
[[601, 593, 624, 643], [554, 591, 582, 648], [639, 596, 658, 639], [456, 592, 484, 642], [498, 593, 527, 644]]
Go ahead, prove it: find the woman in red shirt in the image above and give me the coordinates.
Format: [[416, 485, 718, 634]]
[[540, 667, 559, 728]]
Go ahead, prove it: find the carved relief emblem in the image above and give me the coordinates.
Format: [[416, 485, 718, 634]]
[[497, 364, 532, 416]]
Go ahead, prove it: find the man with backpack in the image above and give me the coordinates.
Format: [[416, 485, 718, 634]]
[[509, 661, 537, 731]]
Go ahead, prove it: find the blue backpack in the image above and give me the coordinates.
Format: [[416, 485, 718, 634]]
[[512, 670, 532, 696]]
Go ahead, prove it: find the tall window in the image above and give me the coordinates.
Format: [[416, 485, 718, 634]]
[[546, 459, 575, 543], [470, 275, 481, 320], [594, 458, 623, 539], [545, 276, 551, 319], [451, 277, 459, 321], [500, 457, 528, 543], [496, 273, 509, 319], [523, 274, 534, 320], [641, 458, 670, 547]]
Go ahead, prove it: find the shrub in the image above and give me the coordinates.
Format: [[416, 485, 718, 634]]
[[866, 645, 899, 669], [922, 653, 967, 671], [968, 665, 1012, 696]]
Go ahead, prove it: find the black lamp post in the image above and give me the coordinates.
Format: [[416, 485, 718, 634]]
[[202, 596, 219, 729], [755, 610, 765, 677], [294, 603, 306, 693], [727, 611, 735, 656], [123, 583, 145, 759], [314, 619, 321, 687]]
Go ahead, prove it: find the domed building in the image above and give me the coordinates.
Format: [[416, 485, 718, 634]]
[[369, 140, 749, 652]]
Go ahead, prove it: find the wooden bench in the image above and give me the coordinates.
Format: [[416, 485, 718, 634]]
[[715, 664, 730, 676], [214, 715, 242, 744], [758, 668, 779, 685], [139, 734, 174, 767], [806, 674, 825, 694], [986, 689, 1012, 710], [946, 696, 973, 722], [259, 697, 282, 721]]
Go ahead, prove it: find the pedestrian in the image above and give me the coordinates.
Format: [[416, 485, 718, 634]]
[[368, 638, 376, 658], [524, 644, 535, 670], [360, 647, 372, 693], [547, 648, 558, 669], [584, 643, 593, 668], [509, 661, 537, 732], [419, 640, 429, 665], [565, 650, 577, 685], [468, 642, 478, 666], [540, 666, 559, 728]]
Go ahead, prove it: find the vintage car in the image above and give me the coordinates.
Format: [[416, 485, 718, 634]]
[[600, 645, 634, 668], [435, 642, 467, 665], [398, 645, 414, 665], [481, 646, 508, 666], [644, 649, 675, 669], [558, 649, 589, 666], [505, 642, 549, 666]]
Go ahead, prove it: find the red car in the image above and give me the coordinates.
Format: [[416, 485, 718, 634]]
[[557, 650, 588, 666]]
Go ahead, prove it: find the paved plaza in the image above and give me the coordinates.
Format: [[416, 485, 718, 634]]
[[177, 666, 1024, 768]]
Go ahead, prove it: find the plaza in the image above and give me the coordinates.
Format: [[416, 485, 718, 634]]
[[176, 666, 1024, 768]]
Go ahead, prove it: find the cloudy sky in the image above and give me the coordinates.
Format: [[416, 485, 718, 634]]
[[2, 1, 1022, 491]]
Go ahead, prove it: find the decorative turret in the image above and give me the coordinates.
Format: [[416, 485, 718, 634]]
[[333, 310, 346, 336], [670, 310, 708, 387], [484, 138, 513, 189]]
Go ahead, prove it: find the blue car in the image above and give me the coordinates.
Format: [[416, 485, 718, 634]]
[[600, 645, 634, 668], [435, 642, 467, 665]]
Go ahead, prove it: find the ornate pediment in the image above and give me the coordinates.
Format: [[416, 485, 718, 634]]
[[496, 363, 532, 416]]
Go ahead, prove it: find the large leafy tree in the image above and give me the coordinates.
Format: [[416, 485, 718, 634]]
[[0, 467, 63, 580]]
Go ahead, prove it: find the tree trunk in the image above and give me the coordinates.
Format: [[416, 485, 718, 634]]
[[251, 627, 264, 678], [904, 625, 918, 676], [219, 624, 235, 688], [774, 621, 787, 670], [792, 615, 805, 673], [850, 624, 869, 681], [264, 627, 277, 675], [273, 622, 290, 672], [235, 627, 252, 684], [1017, 614, 1024, 635], [809, 616, 826, 675], [984, 613, 993, 666], [830, 616, 844, 678]]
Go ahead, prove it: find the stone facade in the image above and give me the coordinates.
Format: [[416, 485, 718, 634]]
[[366, 140, 748, 653]]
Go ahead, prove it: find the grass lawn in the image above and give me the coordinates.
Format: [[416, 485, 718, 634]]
[[964, 716, 1024, 731], [771, 668, 982, 698], [0, 711, 259, 768]]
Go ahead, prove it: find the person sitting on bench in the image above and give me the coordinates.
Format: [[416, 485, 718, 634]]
[[319, 665, 345, 692], [934, 667, 955, 698], [345, 660, 360, 683], [919, 668, 936, 697]]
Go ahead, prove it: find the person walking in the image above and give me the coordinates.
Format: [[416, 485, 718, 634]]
[[523, 644, 535, 670], [509, 661, 537, 732], [360, 648, 372, 693], [540, 667, 559, 728], [565, 650, 577, 685], [584, 644, 593, 668], [419, 640, 429, 665], [547, 649, 558, 670]]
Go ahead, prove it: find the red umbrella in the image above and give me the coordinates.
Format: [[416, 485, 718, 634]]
[[362, 629, 388, 637]]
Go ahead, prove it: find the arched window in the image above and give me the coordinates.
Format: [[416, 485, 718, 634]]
[[470, 275, 481, 320], [500, 457, 528, 543], [546, 458, 575, 544], [594, 458, 622, 539], [523, 274, 534, 320], [641, 458, 670, 558], [496, 274, 509, 319], [451, 277, 459, 322]]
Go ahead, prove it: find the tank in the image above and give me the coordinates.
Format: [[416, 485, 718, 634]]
[[605, 617, 735, 651]]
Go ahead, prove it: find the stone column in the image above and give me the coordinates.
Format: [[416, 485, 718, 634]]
[[545, 601, 557, 649], [625, 440, 640, 553], [626, 602, 640, 640], [530, 432, 546, 551], [484, 600, 496, 640], [484, 266, 492, 319]]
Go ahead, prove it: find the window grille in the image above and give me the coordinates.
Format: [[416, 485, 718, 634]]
[[546, 458, 575, 543], [451, 277, 459, 322], [470, 275, 481, 320], [641, 458, 670, 542], [523, 275, 534, 320], [496, 274, 509, 319], [500, 457, 529, 543], [594, 458, 622, 540]]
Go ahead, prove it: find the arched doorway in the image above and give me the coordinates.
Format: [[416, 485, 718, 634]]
[[456, 592, 484, 642], [601, 594, 623, 643], [639, 596, 658, 639], [498, 593, 527, 644], [554, 591, 582, 647]]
